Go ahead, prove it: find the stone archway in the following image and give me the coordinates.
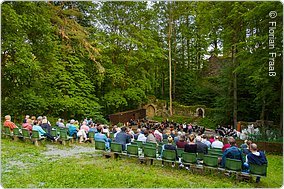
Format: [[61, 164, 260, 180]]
[[144, 104, 156, 118], [196, 108, 205, 118]]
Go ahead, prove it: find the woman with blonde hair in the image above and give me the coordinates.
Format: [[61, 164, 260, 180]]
[[184, 134, 197, 153]]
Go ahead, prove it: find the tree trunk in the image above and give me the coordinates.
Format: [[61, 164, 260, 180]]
[[260, 97, 266, 126], [168, 2, 173, 116], [232, 45, 238, 130], [280, 82, 283, 133], [186, 16, 190, 70], [161, 73, 164, 98]]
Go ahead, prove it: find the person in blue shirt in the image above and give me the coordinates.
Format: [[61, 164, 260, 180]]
[[94, 126, 110, 149], [89, 123, 97, 133], [68, 119, 78, 138], [221, 137, 243, 168], [115, 127, 131, 151]]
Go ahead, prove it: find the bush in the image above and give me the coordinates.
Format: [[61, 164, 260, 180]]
[[196, 117, 217, 129]]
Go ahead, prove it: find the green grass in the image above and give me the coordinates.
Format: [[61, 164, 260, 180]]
[[1, 138, 283, 188]]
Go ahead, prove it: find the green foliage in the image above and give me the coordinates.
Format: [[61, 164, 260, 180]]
[[196, 117, 217, 129], [1, 1, 282, 129], [153, 115, 194, 124]]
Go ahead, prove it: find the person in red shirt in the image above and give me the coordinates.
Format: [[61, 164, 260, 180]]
[[176, 135, 187, 148], [222, 137, 231, 152], [4, 115, 18, 132], [209, 135, 215, 144]]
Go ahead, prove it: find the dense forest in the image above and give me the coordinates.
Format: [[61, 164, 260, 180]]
[[1, 2, 282, 128]]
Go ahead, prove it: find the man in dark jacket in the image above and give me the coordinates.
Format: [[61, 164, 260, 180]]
[[161, 136, 178, 167], [196, 136, 208, 154], [115, 127, 131, 151], [246, 143, 268, 183]]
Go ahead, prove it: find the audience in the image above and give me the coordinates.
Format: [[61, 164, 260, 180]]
[[4, 114, 272, 183]]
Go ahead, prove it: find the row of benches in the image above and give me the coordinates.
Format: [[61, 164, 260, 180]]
[[2, 126, 267, 182], [2, 126, 82, 146], [94, 140, 267, 182]]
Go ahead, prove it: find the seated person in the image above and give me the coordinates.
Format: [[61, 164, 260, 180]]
[[22, 118, 33, 134], [89, 123, 97, 133], [161, 136, 178, 167], [209, 135, 215, 144], [3, 115, 18, 133], [244, 143, 267, 183], [32, 122, 57, 141], [162, 130, 169, 140], [94, 126, 110, 149], [68, 120, 78, 138], [176, 135, 187, 149], [115, 127, 131, 151], [241, 140, 252, 155], [58, 119, 65, 128], [77, 128, 88, 143], [211, 136, 224, 149], [41, 118, 52, 134], [146, 129, 157, 144], [137, 128, 147, 143], [221, 137, 243, 168], [184, 134, 197, 153], [222, 137, 231, 152], [196, 135, 208, 154], [201, 134, 211, 148], [134, 129, 141, 140], [154, 129, 162, 142]]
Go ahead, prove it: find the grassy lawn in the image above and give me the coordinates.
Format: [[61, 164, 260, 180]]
[[1, 138, 283, 188]]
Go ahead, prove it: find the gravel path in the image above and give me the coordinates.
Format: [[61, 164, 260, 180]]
[[43, 144, 101, 158]]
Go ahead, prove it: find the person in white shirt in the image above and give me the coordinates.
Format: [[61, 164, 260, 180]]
[[114, 127, 121, 138], [211, 136, 224, 149], [137, 128, 147, 143]]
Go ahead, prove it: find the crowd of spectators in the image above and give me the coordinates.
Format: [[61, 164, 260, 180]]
[[215, 125, 238, 138], [3, 115, 267, 183]]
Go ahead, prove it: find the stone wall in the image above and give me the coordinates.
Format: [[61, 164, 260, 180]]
[[142, 97, 207, 119]]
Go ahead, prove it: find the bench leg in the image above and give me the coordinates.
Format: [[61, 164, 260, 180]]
[[34, 140, 39, 146]]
